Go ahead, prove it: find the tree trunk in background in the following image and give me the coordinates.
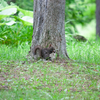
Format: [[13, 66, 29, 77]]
[[30, 0, 69, 59], [96, 0, 100, 37], [7, 0, 16, 5]]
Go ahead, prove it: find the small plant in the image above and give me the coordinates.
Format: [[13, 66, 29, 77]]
[[0, 0, 33, 26], [0, 0, 33, 46], [0, 24, 33, 46]]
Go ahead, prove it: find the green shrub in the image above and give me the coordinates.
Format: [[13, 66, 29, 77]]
[[0, 24, 33, 46]]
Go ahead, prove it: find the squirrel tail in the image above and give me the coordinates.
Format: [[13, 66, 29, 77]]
[[33, 45, 42, 57]]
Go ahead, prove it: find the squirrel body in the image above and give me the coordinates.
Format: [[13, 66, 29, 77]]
[[33, 45, 55, 60]]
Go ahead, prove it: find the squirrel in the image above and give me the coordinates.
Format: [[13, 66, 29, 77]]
[[33, 45, 55, 60]]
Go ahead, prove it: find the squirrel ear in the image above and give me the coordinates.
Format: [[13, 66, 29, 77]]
[[49, 44, 52, 48]]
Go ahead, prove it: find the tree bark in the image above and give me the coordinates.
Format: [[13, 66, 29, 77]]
[[96, 0, 100, 37], [30, 0, 69, 59], [7, 0, 16, 5]]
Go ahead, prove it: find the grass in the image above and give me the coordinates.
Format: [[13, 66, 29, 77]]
[[67, 40, 100, 64], [0, 19, 100, 99], [0, 42, 30, 61], [0, 40, 100, 100], [0, 60, 100, 100]]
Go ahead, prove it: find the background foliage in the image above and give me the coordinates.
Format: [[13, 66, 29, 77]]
[[4, 0, 33, 11], [0, 0, 33, 46], [0, 0, 96, 46]]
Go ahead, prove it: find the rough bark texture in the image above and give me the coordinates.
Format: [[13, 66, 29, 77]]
[[30, 0, 69, 59], [96, 0, 100, 37]]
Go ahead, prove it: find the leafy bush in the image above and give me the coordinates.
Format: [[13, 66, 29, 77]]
[[5, 0, 33, 11], [65, 0, 96, 34], [0, 24, 33, 46], [0, 0, 33, 26], [0, 0, 33, 46]]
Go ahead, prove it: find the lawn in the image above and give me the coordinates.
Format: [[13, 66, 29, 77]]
[[0, 0, 98, 99], [0, 41, 100, 100]]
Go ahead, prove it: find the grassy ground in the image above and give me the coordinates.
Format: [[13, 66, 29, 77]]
[[0, 40, 100, 100], [67, 40, 100, 64]]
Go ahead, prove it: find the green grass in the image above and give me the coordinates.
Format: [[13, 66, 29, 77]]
[[0, 19, 100, 99], [0, 60, 100, 100], [1, 39, 100, 64], [67, 40, 100, 64], [0, 42, 30, 61], [0, 40, 100, 100]]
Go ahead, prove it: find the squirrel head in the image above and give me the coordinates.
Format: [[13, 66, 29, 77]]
[[41, 48, 50, 60]]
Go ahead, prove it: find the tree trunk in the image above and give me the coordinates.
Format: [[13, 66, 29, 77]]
[[7, 0, 16, 5], [96, 0, 100, 37], [30, 0, 69, 59]]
